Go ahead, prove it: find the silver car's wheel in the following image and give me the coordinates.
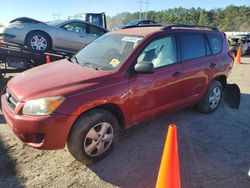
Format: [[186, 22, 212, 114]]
[[26, 31, 51, 53], [84, 122, 114, 157], [208, 87, 221, 109], [30, 35, 48, 51]]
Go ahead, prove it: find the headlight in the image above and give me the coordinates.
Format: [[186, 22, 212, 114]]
[[22, 96, 65, 116]]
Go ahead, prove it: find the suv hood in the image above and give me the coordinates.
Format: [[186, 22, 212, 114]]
[[7, 59, 112, 101]]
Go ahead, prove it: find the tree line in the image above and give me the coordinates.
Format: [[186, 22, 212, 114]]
[[107, 5, 250, 32]]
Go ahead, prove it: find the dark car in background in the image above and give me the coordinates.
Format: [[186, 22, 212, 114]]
[[0, 17, 108, 54], [112, 19, 160, 30]]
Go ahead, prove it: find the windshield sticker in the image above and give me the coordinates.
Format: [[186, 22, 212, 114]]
[[109, 59, 120, 67], [122, 36, 142, 43]]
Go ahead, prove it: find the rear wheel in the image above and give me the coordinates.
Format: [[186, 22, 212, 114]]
[[197, 80, 223, 113], [67, 109, 119, 165], [26, 31, 51, 53]]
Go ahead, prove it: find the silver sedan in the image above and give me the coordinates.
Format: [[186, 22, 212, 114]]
[[0, 17, 108, 54]]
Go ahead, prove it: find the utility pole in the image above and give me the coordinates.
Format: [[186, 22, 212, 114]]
[[52, 14, 61, 21], [145, 0, 149, 19], [138, 0, 150, 20]]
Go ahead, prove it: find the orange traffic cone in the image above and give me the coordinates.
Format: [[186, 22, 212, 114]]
[[234, 46, 242, 64], [46, 55, 51, 64], [156, 124, 181, 188]]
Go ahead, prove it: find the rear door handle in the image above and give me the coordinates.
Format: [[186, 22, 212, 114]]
[[172, 72, 182, 78], [209, 63, 217, 68]]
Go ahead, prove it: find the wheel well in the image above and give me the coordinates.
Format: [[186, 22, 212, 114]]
[[97, 104, 125, 129], [77, 104, 125, 129], [215, 75, 227, 89], [25, 30, 53, 47]]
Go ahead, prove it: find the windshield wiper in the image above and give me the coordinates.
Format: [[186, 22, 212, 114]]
[[71, 56, 100, 70], [82, 62, 100, 70], [71, 56, 80, 64]]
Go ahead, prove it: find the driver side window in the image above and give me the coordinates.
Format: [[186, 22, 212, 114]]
[[137, 35, 177, 68], [62, 22, 86, 33]]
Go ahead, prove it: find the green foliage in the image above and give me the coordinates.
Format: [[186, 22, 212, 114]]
[[108, 5, 250, 32]]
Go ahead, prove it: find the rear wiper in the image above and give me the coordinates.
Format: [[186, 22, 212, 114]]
[[82, 62, 100, 70]]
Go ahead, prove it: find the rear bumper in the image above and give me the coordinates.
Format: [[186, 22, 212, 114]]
[[1, 95, 77, 150], [0, 28, 24, 45], [0, 33, 17, 44], [0, 33, 16, 39]]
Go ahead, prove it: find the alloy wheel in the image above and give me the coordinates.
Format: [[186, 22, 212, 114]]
[[30, 35, 47, 51]]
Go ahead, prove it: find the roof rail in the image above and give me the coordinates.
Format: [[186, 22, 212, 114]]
[[122, 24, 162, 29], [162, 24, 219, 32]]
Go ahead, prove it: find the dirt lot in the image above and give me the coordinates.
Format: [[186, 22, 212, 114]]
[[0, 57, 250, 188]]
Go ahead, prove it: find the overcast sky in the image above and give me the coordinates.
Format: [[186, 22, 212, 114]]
[[0, 0, 249, 24]]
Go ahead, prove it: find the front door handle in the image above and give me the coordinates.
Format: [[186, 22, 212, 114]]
[[172, 72, 182, 78], [209, 63, 217, 68]]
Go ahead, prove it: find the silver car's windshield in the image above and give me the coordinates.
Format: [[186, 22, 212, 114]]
[[75, 34, 143, 70]]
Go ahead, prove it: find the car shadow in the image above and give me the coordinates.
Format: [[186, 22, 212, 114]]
[[0, 77, 11, 124], [0, 114, 6, 124], [0, 138, 23, 188], [0, 76, 22, 186], [89, 113, 169, 188], [89, 93, 250, 188]]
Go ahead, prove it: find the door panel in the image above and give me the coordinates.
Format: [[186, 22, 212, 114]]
[[128, 64, 183, 123], [178, 32, 215, 103], [180, 56, 215, 104], [127, 35, 183, 124]]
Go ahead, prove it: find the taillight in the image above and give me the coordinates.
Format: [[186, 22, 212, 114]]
[[228, 51, 235, 61]]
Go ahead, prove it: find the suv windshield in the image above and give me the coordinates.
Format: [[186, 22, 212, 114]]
[[75, 34, 143, 70]]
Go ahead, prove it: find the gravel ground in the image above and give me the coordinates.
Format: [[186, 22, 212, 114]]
[[0, 57, 250, 188]]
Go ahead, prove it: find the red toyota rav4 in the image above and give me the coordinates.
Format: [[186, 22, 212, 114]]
[[1, 25, 234, 164]]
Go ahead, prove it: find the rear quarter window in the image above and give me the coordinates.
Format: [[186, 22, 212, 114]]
[[207, 33, 223, 54], [88, 25, 106, 36], [179, 33, 206, 61]]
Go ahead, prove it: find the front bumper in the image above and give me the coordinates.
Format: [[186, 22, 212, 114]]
[[1, 95, 77, 150], [0, 33, 16, 44]]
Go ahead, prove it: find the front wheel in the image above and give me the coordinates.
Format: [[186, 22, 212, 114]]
[[67, 109, 119, 165], [197, 80, 223, 113]]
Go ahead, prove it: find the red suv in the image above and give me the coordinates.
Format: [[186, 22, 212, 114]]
[[1, 24, 234, 164]]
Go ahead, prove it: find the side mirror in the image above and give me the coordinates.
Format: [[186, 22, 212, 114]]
[[134, 61, 154, 74]]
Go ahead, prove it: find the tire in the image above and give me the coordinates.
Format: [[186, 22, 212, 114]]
[[25, 31, 51, 53], [197, 80, 223, 113], [67, 109, 119, 165]]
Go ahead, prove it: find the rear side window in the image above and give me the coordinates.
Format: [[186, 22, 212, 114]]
[[207, 33, 223, 54], [179, 33, 206, 61], [88, 25, 106, 36]]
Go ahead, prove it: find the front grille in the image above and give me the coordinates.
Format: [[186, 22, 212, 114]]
[[5, 90, 18, 110]]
